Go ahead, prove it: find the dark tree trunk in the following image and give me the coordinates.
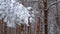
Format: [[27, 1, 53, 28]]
[[43, 0, 48, 34]]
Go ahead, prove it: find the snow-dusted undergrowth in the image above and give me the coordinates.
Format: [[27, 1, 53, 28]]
[[0, 0, 38, 28]]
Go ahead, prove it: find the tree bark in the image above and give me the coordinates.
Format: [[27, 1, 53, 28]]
[[36, 17, 41, 34], [43, 0, 48, 34]]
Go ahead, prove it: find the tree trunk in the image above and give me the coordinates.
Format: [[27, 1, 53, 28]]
[[43, 0, 48, 34]]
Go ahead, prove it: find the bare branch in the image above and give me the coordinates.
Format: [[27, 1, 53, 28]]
[[47, 1, 60, 10]]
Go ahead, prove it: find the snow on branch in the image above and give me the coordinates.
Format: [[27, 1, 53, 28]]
[[0, 0, 39, 28]]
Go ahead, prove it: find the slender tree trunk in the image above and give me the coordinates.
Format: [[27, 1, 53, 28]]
[[16, 26, 21, 34], [2, 18, 7, 34], [3, 22, 7, 34], [56, 0, 60, 26], [38, 0, 43, 34], [36, 17, 41, 34], [0, 20, 1, 34], [24, 25, 26, 34], [56, 0, 59, 34], [0, 20, 3, 34], [43, 0, 48, 34]]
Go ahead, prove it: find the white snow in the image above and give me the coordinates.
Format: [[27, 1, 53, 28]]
[[0, 0, 38, 28]]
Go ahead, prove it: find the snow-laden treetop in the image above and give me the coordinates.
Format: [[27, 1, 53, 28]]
[[0, 0, 39, 28]]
